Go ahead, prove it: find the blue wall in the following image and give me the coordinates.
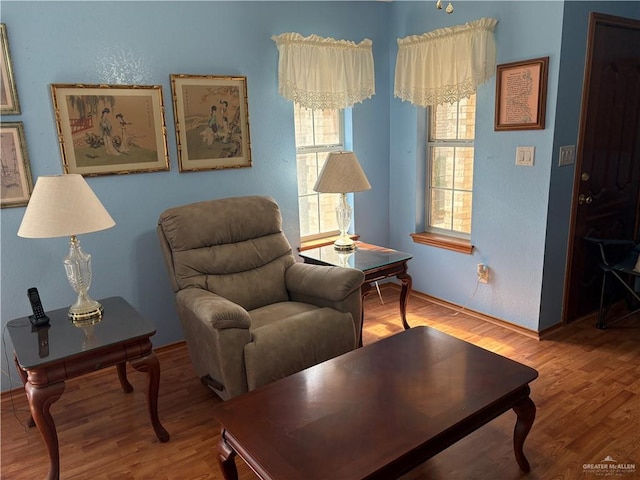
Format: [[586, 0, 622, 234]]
[[388, 0, 638, 334], [389, 1, 563, 332], [1, 1, 638, 391], [0, 1, 391, 391]]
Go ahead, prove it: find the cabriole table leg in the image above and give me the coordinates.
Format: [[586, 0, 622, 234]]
[[25, 381, 66, 480], [512, 394, 536, 472], [130, 352, 170, 442], [217, 431, 239, 480]]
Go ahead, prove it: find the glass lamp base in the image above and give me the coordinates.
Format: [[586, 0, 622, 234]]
[[68, 300, 103, 327], [333, 236, 356, 251]]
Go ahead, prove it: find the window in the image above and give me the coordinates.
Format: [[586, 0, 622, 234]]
[[427, 94, 476, 237], [294, 104, 344, 240]]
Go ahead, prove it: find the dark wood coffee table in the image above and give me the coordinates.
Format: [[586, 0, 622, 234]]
[[213, 326, 538, 479]]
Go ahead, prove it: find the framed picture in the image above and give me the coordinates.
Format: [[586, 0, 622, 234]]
[[170, 74, 252, 172], [494, 56, 549, 131], [0, 24, 20, 115], [1, 122, 33, 208], [50, 84, 170, 176]]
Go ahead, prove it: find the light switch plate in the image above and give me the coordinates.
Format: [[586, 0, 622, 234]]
[[559, 145, 575, 166], [516, 146, 535, 166]]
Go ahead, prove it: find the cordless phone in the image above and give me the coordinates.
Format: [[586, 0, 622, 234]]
[[27, 287, 50, 326]]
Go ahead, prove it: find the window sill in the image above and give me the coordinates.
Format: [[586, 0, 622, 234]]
[[410, 232, 474, 254], [299, 234, 359, 252]]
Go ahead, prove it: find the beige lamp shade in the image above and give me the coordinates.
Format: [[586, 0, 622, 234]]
[[313, 152, 372, 194], [18, 174, 115, 238]]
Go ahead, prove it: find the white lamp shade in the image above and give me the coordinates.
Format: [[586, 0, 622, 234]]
[[313, 151, 372, 193], [17, 174, 115, 238]]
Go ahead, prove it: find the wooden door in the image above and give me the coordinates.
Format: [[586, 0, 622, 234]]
[[564, 13, 640, 323]]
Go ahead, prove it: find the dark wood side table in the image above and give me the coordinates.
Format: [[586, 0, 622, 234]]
[[7, 296, 170, 480], [300, 241, 413, 346]]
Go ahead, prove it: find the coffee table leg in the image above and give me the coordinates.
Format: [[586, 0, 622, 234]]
[[130, 352, 170, 443], [217, 431, 239, 480], [512, 395, 536, 472], [25, 381, 65, 480], [397, 270, 413, 330]]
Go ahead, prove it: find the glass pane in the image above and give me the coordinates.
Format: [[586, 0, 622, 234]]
[[457, 95, 476, 140], [313, 109, 340, 145], [319, 193, 339, 232], [453, 147, 474, 190], [430, 94, 476, 141], [299, 195, 319, 237], [453, 191, 473, 233], [430, 188, 452, 230], [431, 102, 458, 140], [296, 153, 318, 195], [431, 147, 454, 189], [294, 104, 314, 147]]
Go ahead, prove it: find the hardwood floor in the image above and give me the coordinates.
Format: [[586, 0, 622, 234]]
[[2, 285, 639, 479]]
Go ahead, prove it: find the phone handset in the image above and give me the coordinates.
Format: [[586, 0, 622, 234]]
[[28, 287, 50, 326]]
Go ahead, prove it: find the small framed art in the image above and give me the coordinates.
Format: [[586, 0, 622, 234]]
[[50, 84, 170, 176], [1, 122, 33, 208], [495, 56, 549, 131], [170, 74, 252, 172], [0, 24, 20, 115]]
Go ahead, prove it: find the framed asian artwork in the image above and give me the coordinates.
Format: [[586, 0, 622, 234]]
[[1, 122, 33, 208], [170, 74, 252, 172], [1, 24, 20, 115], [50, 84, 170, 176], [494, 56, 549, 131]]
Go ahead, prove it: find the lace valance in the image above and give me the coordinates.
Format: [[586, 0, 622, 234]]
[[272, 32, 375, 110], [394, 17, 498, 107]]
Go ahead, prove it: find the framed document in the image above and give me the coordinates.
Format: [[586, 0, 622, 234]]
[[494, 57, 549, 131]]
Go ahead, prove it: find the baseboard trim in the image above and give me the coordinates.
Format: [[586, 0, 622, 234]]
[[381, 283, 548, 341]]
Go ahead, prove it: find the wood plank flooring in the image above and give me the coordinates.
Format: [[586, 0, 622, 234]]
[[2, 285, 639, 479]]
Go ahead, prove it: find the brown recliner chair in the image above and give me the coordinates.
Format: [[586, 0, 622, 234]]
[[157, 195, 364, 400]]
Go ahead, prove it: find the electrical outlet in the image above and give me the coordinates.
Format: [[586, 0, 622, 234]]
[[477, 263, 489, 283]]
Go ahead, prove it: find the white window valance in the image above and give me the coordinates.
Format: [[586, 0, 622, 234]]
[[272, 32, 375, 110], [394, 17, 498, 107]]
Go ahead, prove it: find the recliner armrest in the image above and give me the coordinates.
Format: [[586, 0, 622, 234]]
[[176, 288, 251, 330], [285, 262, 364, 302]]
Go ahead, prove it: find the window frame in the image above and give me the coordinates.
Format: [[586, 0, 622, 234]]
[[412, 96, 476, 254], [294, 106, 345, 242], [426, 96, 476, 239]]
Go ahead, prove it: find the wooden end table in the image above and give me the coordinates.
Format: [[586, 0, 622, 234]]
[[7, 296, 170, 480], [299, 242, 413, 346], [213, 326, 538, 480]]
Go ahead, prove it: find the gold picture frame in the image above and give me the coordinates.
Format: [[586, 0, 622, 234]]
[[494, 56, 549, 131], [1, 122, 33, 208], [51, 84, 170, 176], [1, 24, 20, 115], [170, 74, 252, 172]]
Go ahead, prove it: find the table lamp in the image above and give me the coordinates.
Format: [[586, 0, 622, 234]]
[[314, 151, 371, 251], [17, 174, 116, 326]]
